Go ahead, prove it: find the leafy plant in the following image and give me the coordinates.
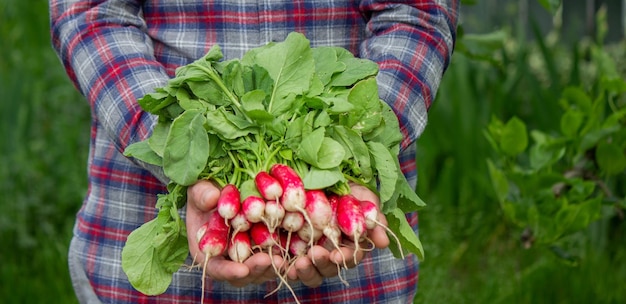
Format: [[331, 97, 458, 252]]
[[484, 29, 626, 258]]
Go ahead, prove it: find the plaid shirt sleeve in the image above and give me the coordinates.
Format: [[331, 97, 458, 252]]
[[50, 0, 459, 303], [359, 0, 458, 149], [50, 0, 169, 182]]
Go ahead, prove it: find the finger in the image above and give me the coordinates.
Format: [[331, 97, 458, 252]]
[[241, 252, 276, 285], [186, 206, 213, 262], [187, 180, 221, 212], [306, 245, 338, 278], [369, 212, 390, 249], [348, 183, 379, 205], [202, 256, 250, 284], [330, 244, 365, 269], [294, 256, 324, 287]]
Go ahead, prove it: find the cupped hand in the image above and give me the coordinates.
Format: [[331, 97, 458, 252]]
[[186, 180, 286, 286], [186, 180, 389, 288], [286, 183, 390, 287]]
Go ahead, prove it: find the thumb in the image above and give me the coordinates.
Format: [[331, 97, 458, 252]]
[[186, 180, 221, 261], [187, 180, 221, 212]]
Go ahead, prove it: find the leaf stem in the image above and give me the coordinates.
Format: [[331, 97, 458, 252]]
[[195, 64, 242, 110]]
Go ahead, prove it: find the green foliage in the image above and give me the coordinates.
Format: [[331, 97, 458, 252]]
[[0, 0, 89, 302], [484, 8, 626, 255], [415, 4, 626, 304], [537, 0, 562, 14]]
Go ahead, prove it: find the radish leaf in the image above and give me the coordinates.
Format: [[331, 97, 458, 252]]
[[297, 127, 345, 169], [163, 110, 209, 186]]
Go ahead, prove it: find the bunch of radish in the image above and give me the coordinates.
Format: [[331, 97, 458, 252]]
[[200, 163, 397, 264], [197, 164, 397, 303], [121, 32, 426, 301]]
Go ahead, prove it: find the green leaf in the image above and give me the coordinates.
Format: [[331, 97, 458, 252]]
[[363, 101, 403, 149], [327, 97, 355, 114], [163, 110, 209, 186], [367, 141, 397, 203], [579, 125, 620, 152], [138, 90, 174, 114], [221, 60, 245, 98], [241, 89, 274, 122], [254, 32, 315, 113], [560, 86, 592, 112], [385, 208, 424, 260], [124, 140, 163, 166], [500, 116, 528, 156], [393, 173, 427, 212], [537, 0, 561, 14], [154, 218, 189, 274], [328, 52, 379, 87], [345, 78, 382, 134], [528, 131, 566, 171], [312, 47, 346, 86], [487, 159, 508, 202], [187, 80, 230, 106], [121, 218, 176, 296], [555, 197, 602, 236], [205, 108, 254, 140], [297, 128, 345, 169], [560, 108, 585, 137], [596, 141, 626, 175], [529, 143, 566, 171], [148, 121, 172, 157], [458, 30, 507, 56], [239, 179, 261, 200], [329, 125, 372, 180], [302, 166, 346, 189], [500, 199, 531, 228]]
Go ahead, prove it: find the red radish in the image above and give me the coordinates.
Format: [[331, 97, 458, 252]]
[[270, 164, 306, 212], [303, 190, 335, 262], [317, 234, 343, 252], [336, 194, 367, 263], [324, 194, 342, 246], [360, 200, 404, 259], [264, 199, 285, 232], [297, 221, 323, 243], [217, 184, 240, 222], [305, 190, 333, 230], [288, 234, 308, 257], [242, 195, 265, 223], [281, 211, 304, 256], [250, 222, 278, 249], [281, 211, 304, 232], [228, 231, 252, 263], [196, 210, 230, 304], [270, 163, 315, 257], [230, 210, 251, 234], [360, 200, 379, 230], [197, 210, 230, 257], [255, 171, 283, 200], [321, 193, 344, 263]]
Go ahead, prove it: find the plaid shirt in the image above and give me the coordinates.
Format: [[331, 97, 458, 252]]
[[50, 0, 458, 303]]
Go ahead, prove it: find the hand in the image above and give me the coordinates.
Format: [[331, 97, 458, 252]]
[[286, 183, 390, 287], [186, 180, 287, 286], [186, 181, 390, 288]]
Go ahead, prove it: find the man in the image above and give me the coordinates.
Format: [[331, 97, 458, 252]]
[[50, 0, 458, 302]]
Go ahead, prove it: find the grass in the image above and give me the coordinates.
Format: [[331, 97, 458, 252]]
[[1, 1, 624, 303]]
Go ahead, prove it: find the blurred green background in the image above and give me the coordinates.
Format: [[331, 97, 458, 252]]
[[1, 0, 624, 303]]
